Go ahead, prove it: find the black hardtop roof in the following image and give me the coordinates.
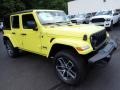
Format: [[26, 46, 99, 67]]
[[13, 9, 34, 14], [3, 9, 64, 18], [12, 9, 63, 15], [3, 9, 34, 17]]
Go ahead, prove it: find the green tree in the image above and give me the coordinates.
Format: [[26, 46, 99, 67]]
[[0, 0, 73, 19], [0, 0, 25, 18], [21, 0, 72, 13], [38, 0, 71, 13]]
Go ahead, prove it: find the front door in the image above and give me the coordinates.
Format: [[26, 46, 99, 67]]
[[21, 14, 42, 54]]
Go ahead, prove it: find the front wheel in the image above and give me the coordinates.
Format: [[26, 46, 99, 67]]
[[55, 50, 87, 85]]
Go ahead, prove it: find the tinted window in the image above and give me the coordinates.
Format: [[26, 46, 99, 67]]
[[114, 12, 119, 15], [22, 14, 36, 29], [11, 16, 19, 28], [4, 15, 11, 30]]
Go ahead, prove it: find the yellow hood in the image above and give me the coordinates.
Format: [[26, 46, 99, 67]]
[[44, 24, 105, 38]]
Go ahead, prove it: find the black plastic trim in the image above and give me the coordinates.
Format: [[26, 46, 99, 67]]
[[88, 39, 117, 64]]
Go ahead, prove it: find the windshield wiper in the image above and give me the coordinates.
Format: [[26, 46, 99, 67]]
[[42, 22, 73, 26], [54, 22, 66, 26], [43, 22, 64, 25], [42, 23, 55, 25], [55, 21, 73, 26]]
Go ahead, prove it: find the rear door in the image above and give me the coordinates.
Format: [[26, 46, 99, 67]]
[[11, 15, 22, 47]]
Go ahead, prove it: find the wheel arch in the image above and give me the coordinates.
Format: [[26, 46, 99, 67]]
[[48, 44, 78, 58], [3, 36, 10, 44], [3, 36, 17, 47]]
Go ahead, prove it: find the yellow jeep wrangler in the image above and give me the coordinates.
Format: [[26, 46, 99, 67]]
[[3, 9, 117, 85]]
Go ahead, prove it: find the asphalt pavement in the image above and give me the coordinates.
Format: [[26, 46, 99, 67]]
[[0, 25, 120, 90]]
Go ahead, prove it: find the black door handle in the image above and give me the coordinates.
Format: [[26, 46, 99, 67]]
[[21, 33, 27, 35], [12, 32, 16, 34]]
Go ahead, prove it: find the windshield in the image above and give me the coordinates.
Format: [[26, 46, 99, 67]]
[[75, 14, 85, 18], [37, 11, 70, 25], [96, 11, 112, 16]]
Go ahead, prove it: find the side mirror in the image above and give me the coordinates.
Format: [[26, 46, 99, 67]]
[[113, 13, 119, 16], [27, 21, 38, 31]]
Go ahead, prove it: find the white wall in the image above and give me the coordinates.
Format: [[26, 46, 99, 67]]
[[68, 0, 120, 15]]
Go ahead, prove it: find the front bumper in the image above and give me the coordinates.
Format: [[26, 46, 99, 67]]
[[91, 21, 111, 27], [88, 39, 117, 64]]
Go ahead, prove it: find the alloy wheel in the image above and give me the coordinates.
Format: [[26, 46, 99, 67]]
[[56, 57, 77, 81]]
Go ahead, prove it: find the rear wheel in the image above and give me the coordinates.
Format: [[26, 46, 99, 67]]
[[4, 40, 19, 58], [55, 50, 87, 85]]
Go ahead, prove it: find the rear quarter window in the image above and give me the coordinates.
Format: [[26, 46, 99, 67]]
[[3, 15, 11, 30], [11, 16, 19, 28]]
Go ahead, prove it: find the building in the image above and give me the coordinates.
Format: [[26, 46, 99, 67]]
[[68, 0, 120, 15]]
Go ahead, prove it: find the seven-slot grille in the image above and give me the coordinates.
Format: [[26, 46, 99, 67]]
[[91, 30, 107, 49], [91, 18, 105, 23]]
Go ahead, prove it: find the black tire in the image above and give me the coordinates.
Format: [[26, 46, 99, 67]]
[[54, 50, 87, 85], [83, 22, 87, 24], [4, 40, 19, 58], [115, 22, 118, 26]]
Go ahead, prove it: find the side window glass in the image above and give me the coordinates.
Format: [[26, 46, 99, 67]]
[[11, 16, 19, 28], [22, 14, 36, 29], [4, 15, 11, 30], [113, 11, 119, 16]]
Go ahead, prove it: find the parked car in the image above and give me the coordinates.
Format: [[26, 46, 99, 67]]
[[84, 13, 94, 22], [116, 9, 120, 14], [3, 9, 117, 85], [0, 22, 3, 33], [90, 10, 120, 30], [91, 12, 97, 16], [68, 15, 75, 19], [70, 14, 90, 24], [116, 9, 120, 23]]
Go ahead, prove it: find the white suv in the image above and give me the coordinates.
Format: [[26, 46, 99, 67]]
[[70, 14, 90, 24], [90, 10, 120, 30]]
